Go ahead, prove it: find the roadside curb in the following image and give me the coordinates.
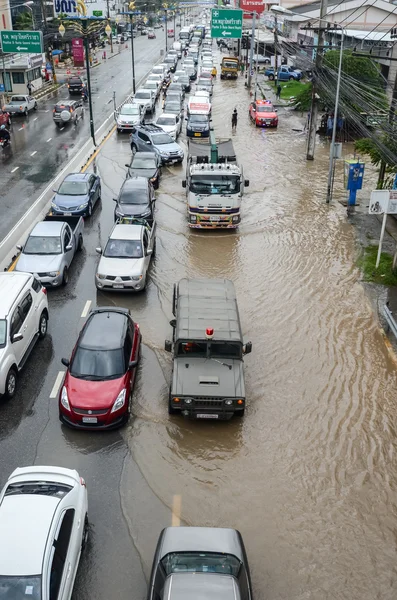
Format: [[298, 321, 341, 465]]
[[33, 83, 64, 101], [379, 326, 397, 367]]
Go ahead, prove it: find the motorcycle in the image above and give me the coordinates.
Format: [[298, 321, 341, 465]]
[[0, 136, 11, 149]]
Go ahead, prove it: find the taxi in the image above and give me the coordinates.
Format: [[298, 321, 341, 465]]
[[249, 99, 278, 128]]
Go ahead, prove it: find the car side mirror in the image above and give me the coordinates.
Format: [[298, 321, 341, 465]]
[[16, 244, 22, 251], [61, 357, 70, 367], [182, 180, 186, 188], [65, 243, 73, 252], [164, 340, 172, 352], [243, 341, 252, 355], [53, 189, 58, 193], [146, 249, 153, 255], [12, 332, 23, 343], [146, 140, 151, 144], [244, 179, 250, 187], [113, 198, 117, 202], [170, 319, 176, 328], [275, 109, 278, 112], [95, 247, 102, 254], [125, 163, 130, 168], [129, 359, 138, 369]]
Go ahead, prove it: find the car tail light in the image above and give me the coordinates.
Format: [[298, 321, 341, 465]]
[[80, 477, 86, 486], [42, 287, 47, 295]]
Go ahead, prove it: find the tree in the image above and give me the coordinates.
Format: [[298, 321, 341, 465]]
[[354, 136, 397, 189], [14, 11, 33, 30]]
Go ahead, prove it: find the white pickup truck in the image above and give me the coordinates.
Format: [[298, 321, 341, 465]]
[[3, 95, 37, 116]]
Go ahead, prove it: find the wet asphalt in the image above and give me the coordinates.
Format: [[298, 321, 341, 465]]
[[0, 34, 165, 241], [1, 44, 397, 600]]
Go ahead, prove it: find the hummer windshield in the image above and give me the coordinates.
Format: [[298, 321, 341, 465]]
[[190, 174, 240, 194], [177, 341, 241, 358]]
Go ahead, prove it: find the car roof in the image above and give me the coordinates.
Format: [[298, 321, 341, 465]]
[[164, 574, 241, 600], [0, 272, 32, 317], [121, 176, 148, 189], [159, 527, 244, 562], [121, 103, 140, 109], [80, 309, 128, 350], [64, 172, 90, 182], [110, 224, 143, 241], [257, 99, 273, 105], [175, 278, 242, 342], [132, 152, 157, 160], [0, 495, 59, 575], [55, 100, 77, 107], [31, 220, 64, 237], [158, 113, 177, 120]]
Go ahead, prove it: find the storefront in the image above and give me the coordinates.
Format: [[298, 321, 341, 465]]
[[1, 53, 43, 95]]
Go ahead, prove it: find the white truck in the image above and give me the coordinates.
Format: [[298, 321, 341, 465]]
[[182, 139, 249, 229], [3, 94, 37, 116]]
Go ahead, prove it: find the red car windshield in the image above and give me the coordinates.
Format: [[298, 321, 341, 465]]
[[257, 105, 274, 113], [70, 347, 125, 380]]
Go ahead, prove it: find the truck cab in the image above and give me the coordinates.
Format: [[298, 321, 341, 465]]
[[164, 278, 252, 420], [182, 139, 249, 229], [221, 57, 239, 79]]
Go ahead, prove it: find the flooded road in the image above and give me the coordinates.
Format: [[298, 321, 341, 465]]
[[120, 76, 397, 598], [2, 53, 397, 600]]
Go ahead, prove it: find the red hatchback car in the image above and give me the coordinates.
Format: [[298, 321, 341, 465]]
[[249, 99, 278, 128], [59, 307, 141, 430]]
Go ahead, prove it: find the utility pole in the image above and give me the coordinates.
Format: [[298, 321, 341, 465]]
[[273, 14, 278, 87], [306, 0, 328, 160], [106, 0, 113, 53], [247, 11, 256, 88], [326, 29, 344, 203]]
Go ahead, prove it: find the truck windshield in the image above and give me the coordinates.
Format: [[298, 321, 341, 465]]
[[0, 575, 41, 599], [223, 61, 238, 69], [161, 552, 241, 577], [177, 342, 207, 357], [103, 239, 143, 259], [210, 342, 241, 358], [190, 175, 240, 194], [24, 236, 62, 255]]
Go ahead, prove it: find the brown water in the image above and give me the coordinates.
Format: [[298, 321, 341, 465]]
[[111, 74, 397, 599]]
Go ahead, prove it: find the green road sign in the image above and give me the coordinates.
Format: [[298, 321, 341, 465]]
[[211, 8, 243, 39], [0, 30, 42, 54], [93, 10, 103, 16]]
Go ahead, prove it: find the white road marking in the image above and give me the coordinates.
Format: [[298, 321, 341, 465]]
[[171, 495, 181, 526], [59, 127, 64, 131], [81, 300, 91, 318], [18, 127, 23, 131], [10, 167, 19, 173], [33, 117, 38, 121], [50, 371, 64, 399], [46, 137, 52, 142], [45, 109, 49, 113], [30, 151, 37, 156]]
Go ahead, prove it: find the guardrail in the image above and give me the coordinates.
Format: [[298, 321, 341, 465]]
[[383, 303, 397, 340]]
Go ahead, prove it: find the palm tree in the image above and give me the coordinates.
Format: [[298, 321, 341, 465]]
[[15, 11, 33, 30]]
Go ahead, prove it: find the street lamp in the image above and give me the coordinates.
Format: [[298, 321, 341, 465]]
[[59, 14, 104, 147]]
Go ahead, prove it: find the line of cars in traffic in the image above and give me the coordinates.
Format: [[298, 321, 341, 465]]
[[0, 17, 256, 600]]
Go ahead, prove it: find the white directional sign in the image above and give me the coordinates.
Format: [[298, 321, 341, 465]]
[[369, 190, 397, 215]]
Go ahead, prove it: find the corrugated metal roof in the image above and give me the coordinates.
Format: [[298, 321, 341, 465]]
[[175, 278, 243, 342]]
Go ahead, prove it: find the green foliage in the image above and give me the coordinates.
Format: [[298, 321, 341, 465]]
[[324, 49, 383, 88], [14, 11, 33, 30], [359, 245, 397, 285], [355, 136, 397, 188], [291, 81, 312, 111]]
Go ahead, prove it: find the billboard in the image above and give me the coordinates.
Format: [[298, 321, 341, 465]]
[[239, 0, 265, 17], [53, 0, 107, 17], [72, 37, 84, 67]]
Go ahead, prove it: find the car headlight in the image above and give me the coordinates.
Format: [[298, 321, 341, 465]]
[[78, 202, 88, 210], [225, 399, 233, 406], [141, 209, 151, 217], [160, 150, 169, 156], [232, 215, 240, 223], [184, 398, 193, 404], [131, 275, 143, 281], [51, 201, 58, 209], [116, 209, 124, 216], [48, 271, 60, 277], [190, 215, 197, 222], [111, 389, 126, 413], [61, 386, 70, 411], [97, 273, 106, 280]]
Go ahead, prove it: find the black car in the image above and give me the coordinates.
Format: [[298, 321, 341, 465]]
[[147, 527, 253, 600], [114, 176, 155, 223], [127, 152, 162, 189], [68, 76, 85, 95], [164, 56, 177, 73], [186, 114, 210, 138]]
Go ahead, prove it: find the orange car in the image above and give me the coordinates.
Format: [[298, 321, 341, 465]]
[[249, 99, 278, 128]]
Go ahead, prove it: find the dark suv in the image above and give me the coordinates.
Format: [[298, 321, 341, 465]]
[[53, 100, 84, 128], [68, 76, 85, 95], [130, 124, 184, 165], [113, 176, 155, 223]]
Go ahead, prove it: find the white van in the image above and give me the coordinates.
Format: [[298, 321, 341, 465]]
[[0, 272, 49, 398], [173, 41, 182, 58]]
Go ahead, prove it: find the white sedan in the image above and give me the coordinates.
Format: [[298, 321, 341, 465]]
[[0, 465, 88, 600], [154, 113, 182, 140], [96, 220, 156, 292]]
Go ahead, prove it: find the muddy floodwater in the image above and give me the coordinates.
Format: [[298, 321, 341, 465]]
[[89, 71, 397, 600]]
